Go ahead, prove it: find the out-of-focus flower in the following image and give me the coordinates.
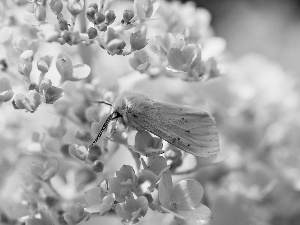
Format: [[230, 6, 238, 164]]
[[88, 3, 98, 11], [156, 33, 185, 54], [18, 50, 33, 79], [84, 183, 115, 215], [133, 0, 159, 23], [61, 30, 81, 45], [140, 156, 169, 187], [69, 144, 88, 161], [87, 27, 98, 39], [166, 44, 209, 81], [67, 0, 84, 16], [74, 129, 92, 142], [29, 157, 59, 181], [13, 90, 42, 112], [107, 39, 126, 55], [105, 10, 116, 25], [47, 117, 67, 138], [158, 172, 211, 224], [39, 78, 64, 104], [35, 5, 46, 22], [92, 160, 104, 173], [49, 0, 63, 16], [157, 1, 212, 43], [13, 39, 39, 56], [94, 12, 105, 25], [130, 30, 148, 52], [37, 55, 53, 73], [122, 9, 134, 24], [108, 165, 138, 202], [0, 59, 8, 71], [86, 7, 96, 23], [64, 202, 90, 225], [56, 53, 90, 82], [39, 23, 60, 42], [129, 130, 164, 156], [115, 196, 148, 224], [0, 77, 14, 103], [58, 18, 68, 31], [129, 50, 150, 73], [74, 167, 97, 191]]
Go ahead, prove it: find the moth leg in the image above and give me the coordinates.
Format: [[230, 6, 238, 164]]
[[90, 111, 122, 147], [105, 123, 117, 140]]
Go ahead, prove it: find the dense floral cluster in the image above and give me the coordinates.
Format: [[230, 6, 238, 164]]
[[0, 0, 222, 224], [2, 0, 300, 225]]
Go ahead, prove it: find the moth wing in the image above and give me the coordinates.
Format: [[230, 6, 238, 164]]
[[131, 101, 220, 157]]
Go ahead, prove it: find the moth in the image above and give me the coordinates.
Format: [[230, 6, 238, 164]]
[[90, 91, 220, 157]]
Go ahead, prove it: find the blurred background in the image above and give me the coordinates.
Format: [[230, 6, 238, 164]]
[[183, 0, 300, 73]]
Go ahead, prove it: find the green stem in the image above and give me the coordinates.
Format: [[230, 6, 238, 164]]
[[99, 0, 105, 12], [38, 71, 46, 85], [70, 15, 78, 32]]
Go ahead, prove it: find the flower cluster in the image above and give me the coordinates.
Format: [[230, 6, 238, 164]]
[[0, 0, 224, 225]]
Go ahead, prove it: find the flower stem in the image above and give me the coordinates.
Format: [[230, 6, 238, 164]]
[[70, 15, 78, 32]]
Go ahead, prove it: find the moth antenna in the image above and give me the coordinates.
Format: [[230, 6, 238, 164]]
[[90, 111, 121, 147], [95, 100, 113, 107]]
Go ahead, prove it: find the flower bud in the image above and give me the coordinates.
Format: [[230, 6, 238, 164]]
[[0, 59, 8, 71], [20, 50, 33, 61], [122, 9, 134, 24], [92, 160, 104, 173], [29, 82, 39, 92], [67, 0, 84, 16], [37, 55, 53, 73], [105, 10, 116, 25], [98, 24, 107, 31], [129, 50, 150, 73], [35, 6, 46, 22], [58, 18, 68, 31], [0, 77, 14, 103], [94, 12, 105, 25], [86, 7, 96, 23], [107, 39, 126, 55], [18, 61, 32, 78], [60, 144, 71, 157], [87, 27, 98, 39], [49, 0, 63, 16], [88, 3, 98, 12], [61, 30, 72, 43]]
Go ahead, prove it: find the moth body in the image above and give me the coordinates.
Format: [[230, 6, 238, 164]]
[[110, 91, 220, 157]]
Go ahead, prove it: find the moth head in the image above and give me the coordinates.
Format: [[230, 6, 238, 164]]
[[113, 92, 129, 116]]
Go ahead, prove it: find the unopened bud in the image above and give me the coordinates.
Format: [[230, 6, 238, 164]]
[[35, 6, 46, 22], [88, 3, 98, 12], [105, 10, 116, 25], [58, 18, 68, 31], [18, 61, 32, 78], [107, 39, 126, 55], [61, 30, 72, 43], [67, 0, 84, 16], [87, 27, 98, 39], [29, 82, 39, 92], [122, 9, 134, 24], [98, 24, 107, 31], [94, 12, 105, 25], [92, 160, 104, 173], [49, 0, 63, 16], [37, 55, 52, 73], [20, 50, 34, 61], [86, 7, 96, 23]]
